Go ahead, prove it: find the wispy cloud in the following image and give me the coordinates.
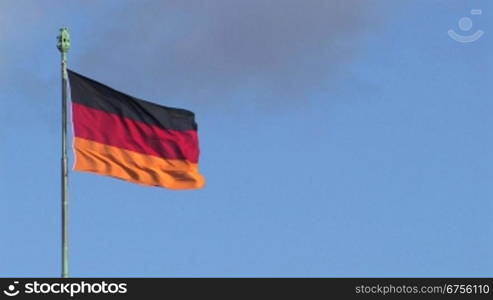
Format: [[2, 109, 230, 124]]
[[0, 0, 398, 115], [76, 0, 396, 108]]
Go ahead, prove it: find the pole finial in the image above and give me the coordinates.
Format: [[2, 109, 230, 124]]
[[57, 27, 71, 53]]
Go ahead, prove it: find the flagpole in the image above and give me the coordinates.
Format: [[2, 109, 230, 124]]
[[57, 27, 71, 278]]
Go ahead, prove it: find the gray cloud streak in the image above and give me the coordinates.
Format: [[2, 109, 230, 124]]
[[76, 0, 396, 108]]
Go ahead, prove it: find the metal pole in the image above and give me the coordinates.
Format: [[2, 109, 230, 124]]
[[57, 27, 70, 278]]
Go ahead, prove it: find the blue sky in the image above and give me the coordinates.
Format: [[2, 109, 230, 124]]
[[1, 0, 492, 277]]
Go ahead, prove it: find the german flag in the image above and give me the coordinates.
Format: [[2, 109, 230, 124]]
[[68, 70, 205, 190]]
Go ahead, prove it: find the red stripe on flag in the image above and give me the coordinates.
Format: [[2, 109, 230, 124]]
[[72, 103, 199, 163]]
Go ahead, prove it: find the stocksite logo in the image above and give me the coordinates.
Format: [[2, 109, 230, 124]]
[[2, 281, 127, 297]]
